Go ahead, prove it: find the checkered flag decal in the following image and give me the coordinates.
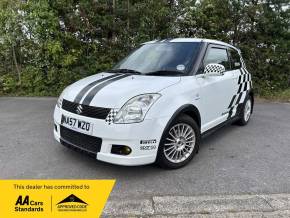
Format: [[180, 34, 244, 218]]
[[105, 109, 118, 125], [227, 68, 252, 119], [204, 64, 225, 74]]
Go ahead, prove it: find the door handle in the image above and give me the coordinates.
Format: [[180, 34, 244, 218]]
[[195, 93, 200, 100]]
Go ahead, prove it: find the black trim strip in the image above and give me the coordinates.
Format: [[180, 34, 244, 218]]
[[74, 74, 120, 103], [61, 99, 111, 119], [60, 139, 96, 158], [202, 116, 240, 138], [82, 74, 130, 105]]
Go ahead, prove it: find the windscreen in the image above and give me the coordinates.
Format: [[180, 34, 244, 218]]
[[113, 42, 201, 75]]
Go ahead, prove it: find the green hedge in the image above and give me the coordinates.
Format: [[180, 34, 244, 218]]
[[0, 0, 289, 97]]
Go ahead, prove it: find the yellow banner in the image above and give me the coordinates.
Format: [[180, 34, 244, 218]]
[[0, 180, 115, 218]]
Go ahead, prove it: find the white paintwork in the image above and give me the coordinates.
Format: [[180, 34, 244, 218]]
[[63, 73, 180, 108], [53, 39, 252, 166], [54, 106, 169, 165]]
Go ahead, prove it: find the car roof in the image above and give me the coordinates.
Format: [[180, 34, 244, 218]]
[[143, 38, 240, 52]]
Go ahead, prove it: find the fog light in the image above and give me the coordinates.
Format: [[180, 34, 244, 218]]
[[111, 145, 132, 155]]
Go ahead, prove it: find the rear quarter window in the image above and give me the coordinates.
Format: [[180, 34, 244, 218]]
[[229, 48, 242, 70]]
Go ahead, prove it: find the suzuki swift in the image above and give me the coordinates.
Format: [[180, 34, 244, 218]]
[[54, 38, 254, 169]]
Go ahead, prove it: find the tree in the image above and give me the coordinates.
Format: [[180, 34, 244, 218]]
[[0, 0, 23, 84], [0, 0, 289, 96]]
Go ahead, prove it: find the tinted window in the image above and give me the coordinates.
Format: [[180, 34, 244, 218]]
[[204, 47, 230, 70], [229, 48, 241, 69], [113, 42, 201, 75]]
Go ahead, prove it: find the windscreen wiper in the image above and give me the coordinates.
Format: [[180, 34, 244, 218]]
[[108, 69, 142, 75], [146, 70, 185, 76]]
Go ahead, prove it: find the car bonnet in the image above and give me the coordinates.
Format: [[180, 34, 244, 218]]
[[63, 72, 181, 108]]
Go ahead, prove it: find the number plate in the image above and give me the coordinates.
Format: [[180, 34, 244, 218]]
[[61, 114, 93, 134]]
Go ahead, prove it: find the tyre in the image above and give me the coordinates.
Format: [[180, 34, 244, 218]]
[[156, 114, 200, 169], [236, 95, 253, 126]]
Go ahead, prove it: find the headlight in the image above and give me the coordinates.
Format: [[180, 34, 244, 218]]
[[114, 94, 161, 124]]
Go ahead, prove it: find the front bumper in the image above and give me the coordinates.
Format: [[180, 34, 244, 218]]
[[53, 105, 169, 166]]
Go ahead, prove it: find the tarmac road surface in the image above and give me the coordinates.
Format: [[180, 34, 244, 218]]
[[0, 97, 290, 200]]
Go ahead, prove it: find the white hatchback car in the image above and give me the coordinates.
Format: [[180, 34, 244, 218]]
[[54, 38, 254, 169]]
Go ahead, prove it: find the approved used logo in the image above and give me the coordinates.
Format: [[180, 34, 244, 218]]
[[56, 194, 88, 212]]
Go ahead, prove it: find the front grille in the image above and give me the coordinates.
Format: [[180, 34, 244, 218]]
[[60, 125, 102, 154], [62, 99, 110, 119]]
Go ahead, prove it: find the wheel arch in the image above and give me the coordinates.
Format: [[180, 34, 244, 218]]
[[162, 104, 201, 135], [156, 104, 201, 166], [179, 105, 201, 129]]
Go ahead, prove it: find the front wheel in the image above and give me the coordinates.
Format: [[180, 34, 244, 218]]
[[156, 114, 200, 169]]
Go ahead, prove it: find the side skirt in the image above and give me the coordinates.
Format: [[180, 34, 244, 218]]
[[201, 116, 240, 139]]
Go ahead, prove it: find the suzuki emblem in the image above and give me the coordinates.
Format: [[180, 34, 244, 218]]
[[76, 105, 83, 114]]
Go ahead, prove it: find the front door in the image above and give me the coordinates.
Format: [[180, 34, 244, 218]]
[[196, 45, 237, 133]]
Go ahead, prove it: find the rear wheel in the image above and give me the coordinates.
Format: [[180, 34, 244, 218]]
[[156, 114, 200, 169], [237, 96, 252, 126]]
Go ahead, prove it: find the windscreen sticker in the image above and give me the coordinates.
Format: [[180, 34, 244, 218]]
[[176, 64, 185, 71]]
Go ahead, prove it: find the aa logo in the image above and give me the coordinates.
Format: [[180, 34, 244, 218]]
[[56, 194, 88, 212], [15, 195, 44, 212]]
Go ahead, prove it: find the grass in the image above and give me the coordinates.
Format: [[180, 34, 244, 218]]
[[257, 88, 290, 103]]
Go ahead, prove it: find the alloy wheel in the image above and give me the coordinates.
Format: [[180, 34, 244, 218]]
[[244, 99, 252, 122], [163, 123, 196, 163]]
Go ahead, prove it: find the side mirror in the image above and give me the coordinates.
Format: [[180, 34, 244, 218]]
[[204, 63, 225, 76]]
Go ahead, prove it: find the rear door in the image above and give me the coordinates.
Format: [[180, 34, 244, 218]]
[[227, 48, 249, 118], [196, 44, 237, 132]]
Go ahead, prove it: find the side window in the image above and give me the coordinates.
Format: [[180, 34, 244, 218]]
[[203, 47, 230, 70], [229, 48, 241, 70]]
